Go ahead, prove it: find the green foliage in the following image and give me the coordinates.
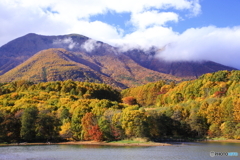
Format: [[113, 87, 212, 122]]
[[35, 111, 61, 141], [0, 112, 21, 143], [20, 106, 38, 142], [60, 107, 70, 122], [210, 70, 228, 82]]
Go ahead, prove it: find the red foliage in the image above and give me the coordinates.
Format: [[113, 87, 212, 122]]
[[122, 96, 137, 105], [82, 112, 95, 141], [111, 126, 121, 140], [207, 130, 214, 138], [82, 112, 103, 141], [214, 91, 226, 97], [157, 91, 167, 95], [88, 125, 103, 142]]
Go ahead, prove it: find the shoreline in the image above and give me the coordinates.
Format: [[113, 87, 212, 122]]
[[1, 139, 240, 147], [206, 139, 240, 143], [0, 141, 171, 147], [58, 141, 172, 146]]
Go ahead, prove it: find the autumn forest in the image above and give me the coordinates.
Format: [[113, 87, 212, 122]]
[[0, 70, 240, 143]]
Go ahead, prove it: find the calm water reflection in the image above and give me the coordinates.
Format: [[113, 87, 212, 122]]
[[0, 142, 239, 160]]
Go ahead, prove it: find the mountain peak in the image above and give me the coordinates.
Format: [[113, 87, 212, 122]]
[[66, 33, 88, 38], [25, 33, 38, 36], [0, 33, 92, 75]]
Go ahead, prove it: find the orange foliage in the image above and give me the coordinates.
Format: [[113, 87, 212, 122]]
[[88, 125, 103, 142], [81, 112, 103, 141], [122, 96, 137, 105]]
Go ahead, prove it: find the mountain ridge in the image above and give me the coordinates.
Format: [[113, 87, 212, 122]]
[[0, 33, 238, 87]]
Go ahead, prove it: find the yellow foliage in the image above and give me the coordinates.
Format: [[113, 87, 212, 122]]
[[60, 122, 73, 140], [233, 98, 240, 122]]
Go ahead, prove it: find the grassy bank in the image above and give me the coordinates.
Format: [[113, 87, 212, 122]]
[[0, 139, 171, 147]]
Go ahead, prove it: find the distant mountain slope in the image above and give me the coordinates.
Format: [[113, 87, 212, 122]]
[[0, 48, 178, 88], [0, 48, 123, 88], [124, 49, 237, 78]]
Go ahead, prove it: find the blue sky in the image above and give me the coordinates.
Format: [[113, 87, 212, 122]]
[[0, 0, 240, 69], [88, 0, 240, 33], [176, 0, 240, 31]]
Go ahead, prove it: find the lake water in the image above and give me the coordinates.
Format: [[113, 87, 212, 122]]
[[0, 142, 239, 160]]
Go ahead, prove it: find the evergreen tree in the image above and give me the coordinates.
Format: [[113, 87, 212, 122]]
[[20, 106, 38, 142]]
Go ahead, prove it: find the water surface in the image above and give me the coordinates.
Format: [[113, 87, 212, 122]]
[[0, 142, 239, 160]]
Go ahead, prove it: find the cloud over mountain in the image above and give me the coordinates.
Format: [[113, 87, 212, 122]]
[[81, 39, 101, 52], [53, 37, 78, 50], [0, 0, 240, 69], [157, 26, 240, 69], [0, 0, 200, 46]]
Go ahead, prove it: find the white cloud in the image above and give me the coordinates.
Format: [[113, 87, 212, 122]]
[[0, 0, 200, 46], [112, 26, 178, 51], [130, 11, 179, 29], [190, 0, 201, 16], [70, 20, 123, 43], [104, 0, 200, 15], [156, 26, 240, 69], [2, 0, 200, 22], [0, 0, 70, 45], [53, 37, 78, 50], [110, 25, 240, 69], [81, 39, 101, 52]]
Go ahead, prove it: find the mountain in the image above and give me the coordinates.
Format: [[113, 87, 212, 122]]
[[0, 33, 237, 87], [0, 48, 124, 88], [0, 47, 178, 88], [123, 49, 237, 78], [0, 33, 89, 75]]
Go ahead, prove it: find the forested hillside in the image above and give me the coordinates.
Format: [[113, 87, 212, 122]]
[[122, 70, 240, 139], [0, 70, 240, 143]]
